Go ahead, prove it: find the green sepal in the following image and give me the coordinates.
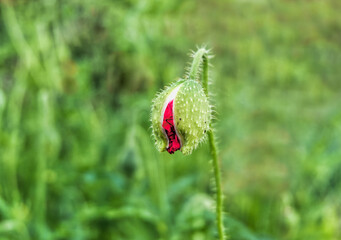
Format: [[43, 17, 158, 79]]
[[151, 79, 211, 155], [174, 80, 211, 155]]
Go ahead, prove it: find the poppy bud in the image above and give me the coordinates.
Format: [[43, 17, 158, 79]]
[[151, 79, 211, 155]]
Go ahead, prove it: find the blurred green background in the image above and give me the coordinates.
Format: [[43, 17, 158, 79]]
[[0, 0, 340, 239]]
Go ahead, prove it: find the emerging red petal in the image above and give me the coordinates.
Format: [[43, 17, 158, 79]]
[[162, 100, 181, 154]]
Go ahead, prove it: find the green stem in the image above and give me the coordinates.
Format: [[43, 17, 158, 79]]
[[188, 48, 208, 81], [188, 48, 226, 240], [208, 130, 225, 240]]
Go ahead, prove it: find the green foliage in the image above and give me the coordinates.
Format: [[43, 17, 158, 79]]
[[0, 0, 340, 239]]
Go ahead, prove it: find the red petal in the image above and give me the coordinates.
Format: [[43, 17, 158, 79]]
[[162, 100, 181, 154]]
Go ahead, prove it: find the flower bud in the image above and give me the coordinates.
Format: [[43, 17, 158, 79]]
[[151, 79, 211, 155]]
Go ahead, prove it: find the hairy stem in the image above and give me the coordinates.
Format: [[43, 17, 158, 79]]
[[208, 130, 225, 240], [188, 48, 226, 239], [188, 48, 208, 81]]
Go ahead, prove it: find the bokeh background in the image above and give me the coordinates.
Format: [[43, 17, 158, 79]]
[[0, 0, 341, 239]]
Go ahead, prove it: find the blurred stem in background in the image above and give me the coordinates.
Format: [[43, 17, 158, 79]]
[[188, 48, 226, 240], [2, 2, 62, 239]]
